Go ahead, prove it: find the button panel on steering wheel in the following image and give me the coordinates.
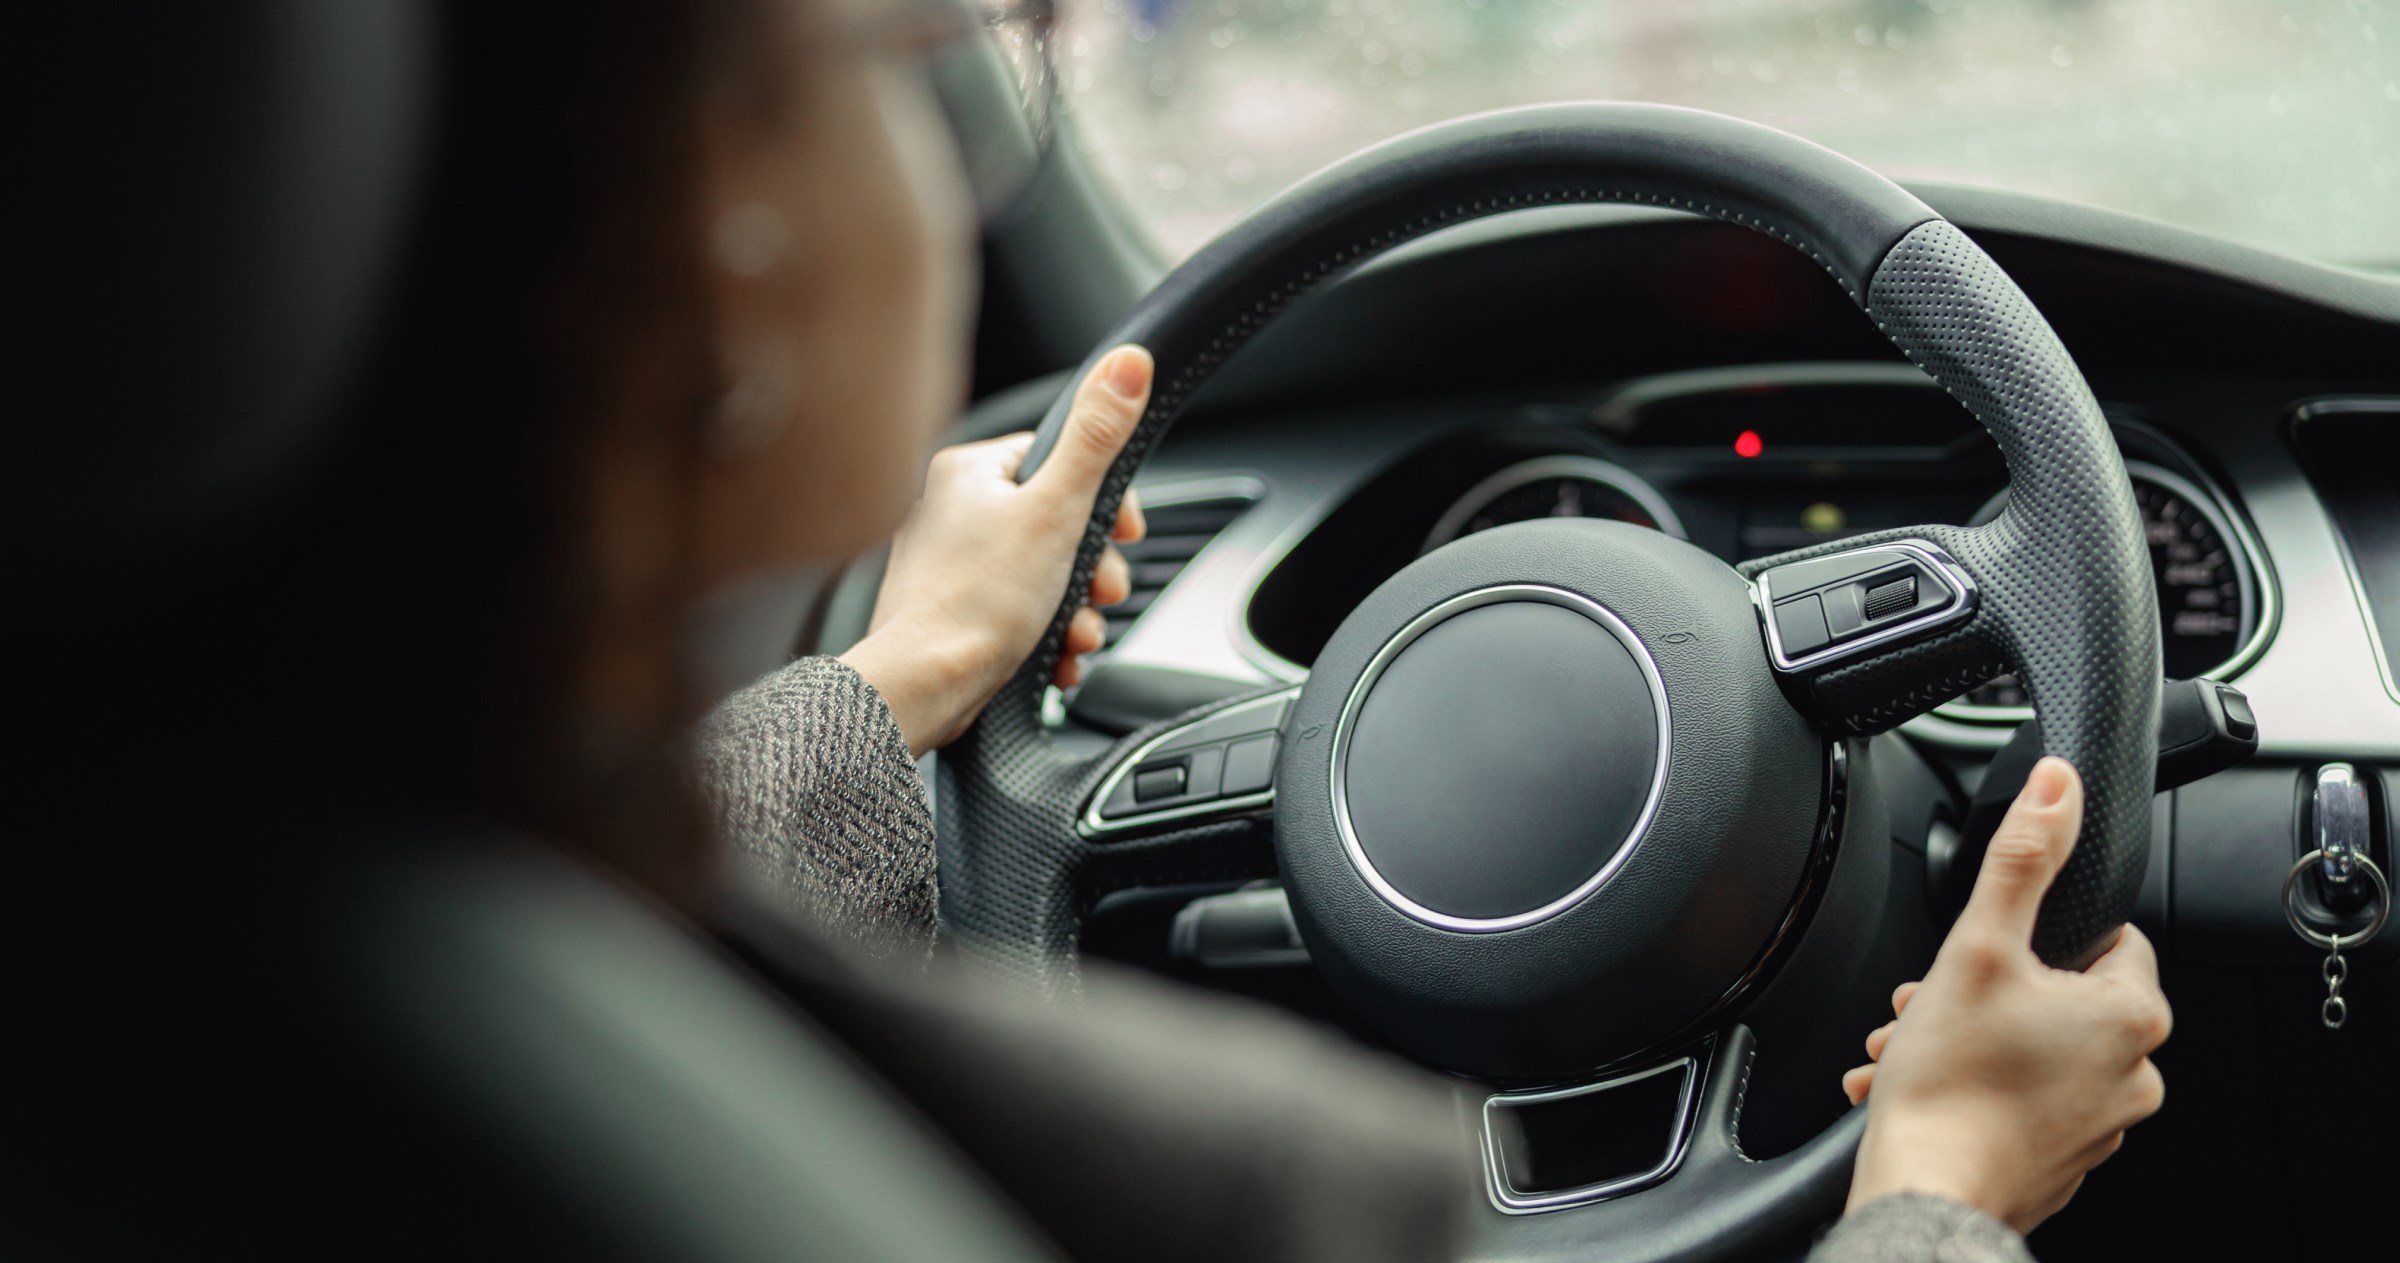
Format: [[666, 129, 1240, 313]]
[[1754, 540, 1978, 672]]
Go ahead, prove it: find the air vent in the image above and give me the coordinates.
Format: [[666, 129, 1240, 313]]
[[1107, 491, 1257, 646]]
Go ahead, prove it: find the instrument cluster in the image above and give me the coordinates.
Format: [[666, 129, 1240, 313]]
[[1243, 367, 2272, 722]]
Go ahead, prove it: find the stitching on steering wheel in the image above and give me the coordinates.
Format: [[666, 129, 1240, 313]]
[[1833, 653, 2013, 736], [1728, 1039, 1761, 1164]]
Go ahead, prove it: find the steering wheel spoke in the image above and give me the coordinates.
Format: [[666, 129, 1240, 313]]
[[1078, 686, 1297, 840], [1470, 1025, 1865, 1260], [1744, 526, 2011, 737], [936, 680, 1291, 991]]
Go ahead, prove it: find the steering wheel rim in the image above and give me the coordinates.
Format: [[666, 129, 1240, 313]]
[[938, 101, 2157, 1253]]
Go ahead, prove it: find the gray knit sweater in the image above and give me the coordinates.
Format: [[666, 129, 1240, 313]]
[[693, 656, 940, 955], [694, 656, 2036, 1263]]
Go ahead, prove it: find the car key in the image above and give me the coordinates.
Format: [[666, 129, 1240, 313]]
[[2282, 847, 2388, 1030]]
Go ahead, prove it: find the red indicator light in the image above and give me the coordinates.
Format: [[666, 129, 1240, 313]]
[[1733, 429, 1764, 458]]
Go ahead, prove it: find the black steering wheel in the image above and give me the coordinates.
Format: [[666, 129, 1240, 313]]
[[939, 103, 2158, 1257]]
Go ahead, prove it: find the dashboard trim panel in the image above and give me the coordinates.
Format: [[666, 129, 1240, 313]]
[[2287, 397, 2400, 706]]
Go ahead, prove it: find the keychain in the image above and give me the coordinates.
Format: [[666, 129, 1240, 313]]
[[2282, 847, 2389, 1030]]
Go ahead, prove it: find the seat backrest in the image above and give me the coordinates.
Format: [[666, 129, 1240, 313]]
[[338, 835, 1061, 1263]]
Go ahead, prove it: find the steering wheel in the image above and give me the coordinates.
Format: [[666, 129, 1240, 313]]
[[939, 103, 2157, 1258]]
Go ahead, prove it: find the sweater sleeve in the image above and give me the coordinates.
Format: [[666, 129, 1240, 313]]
[[691, 656, 939, 955], [1810, 1193, 2036, 1263]]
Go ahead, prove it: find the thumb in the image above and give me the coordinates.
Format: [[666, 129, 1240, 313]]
[[1957, 756, 2084, 945], [1029, 345, 1153, 499]]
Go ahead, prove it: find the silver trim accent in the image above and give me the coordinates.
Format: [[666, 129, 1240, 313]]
[[1753, 540, 1980, 674], [2313, 763, 2370, 887], [1096, 475, 1266, 666], [1231, 495, 1324, 685], [1329, 584, 1671, 933], [1126, 474, 1268, 512], [2285, 397, 2399, 706], [1936, 456, 2276, 723], [1077, 688, 1301, 839], [1421, 454, 1688, 554], [1480, 1053, 1704, 1214], [2282, 847, 2390, 954]]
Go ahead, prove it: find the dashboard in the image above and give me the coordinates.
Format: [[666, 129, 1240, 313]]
[[1424, 452, 2259, 705], [1226, 365, 2275, 727], [1003, 189, 2400, 761], [899, 186, 2398, 1263]]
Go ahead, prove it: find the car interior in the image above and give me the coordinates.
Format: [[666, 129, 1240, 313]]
[[18, 3, 2396, 1261]]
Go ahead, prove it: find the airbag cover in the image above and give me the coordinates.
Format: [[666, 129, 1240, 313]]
[[1341, 595, 1662, 925], [1275, 518, 1824, 1079]]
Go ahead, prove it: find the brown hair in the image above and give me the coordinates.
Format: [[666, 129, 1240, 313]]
[[427, 0, 790, 902]]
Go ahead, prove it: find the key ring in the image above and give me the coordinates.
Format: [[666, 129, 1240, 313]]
[[2281, 848, 2390, 951]]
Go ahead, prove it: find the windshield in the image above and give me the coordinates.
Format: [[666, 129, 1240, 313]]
[[1055, 0, 2399, 265]]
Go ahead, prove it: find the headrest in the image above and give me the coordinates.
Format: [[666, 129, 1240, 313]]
[[15, 3, 434, 568]]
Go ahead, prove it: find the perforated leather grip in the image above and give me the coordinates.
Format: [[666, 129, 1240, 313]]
[[961, 102, 2151, 976], [1742, 221, 2159, 967]]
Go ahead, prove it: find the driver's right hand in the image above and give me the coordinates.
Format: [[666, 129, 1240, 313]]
[[1838, 756, 2172, 1234]]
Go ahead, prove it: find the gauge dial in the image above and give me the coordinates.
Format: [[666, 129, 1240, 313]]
[[1423, 456, 1685, 553], [1958, 462, 2255, 708]]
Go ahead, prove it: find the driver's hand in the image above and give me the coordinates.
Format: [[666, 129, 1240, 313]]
[[1839, 756, 2171, 1235], [840, 345, 1152, 756]]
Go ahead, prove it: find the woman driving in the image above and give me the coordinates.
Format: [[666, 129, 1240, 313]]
[[661, 0, 2171, 1256], [20, 1, 2171, 1259]]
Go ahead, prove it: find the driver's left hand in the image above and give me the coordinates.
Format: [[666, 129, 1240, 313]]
[[842, 345, 1153, 756]]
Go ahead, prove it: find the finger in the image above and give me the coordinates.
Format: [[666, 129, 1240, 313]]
[[1956, 756, 2084, 947], [1053, 617, 1098, 689], [1841, 1063, 1875, 1106], [1113, 486, 1146, 543], [1864, 1020, 1897, 1063], [1064, 604, 1105, 657], [1891, 980, 1920, 1017], [2120, 1056, 2166, 1126], [1030, 345, 1153, 499], [1053, 606, 1107, 688], [1091, 545, 1132, 607]]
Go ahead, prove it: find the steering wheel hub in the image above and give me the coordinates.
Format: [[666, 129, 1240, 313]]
[[1277, 519, 1826, 1080], [1333, 584, 1669, 931]]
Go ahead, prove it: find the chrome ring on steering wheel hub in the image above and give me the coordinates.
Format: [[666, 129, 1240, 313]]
[[1330, 584, 1672, 933]]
